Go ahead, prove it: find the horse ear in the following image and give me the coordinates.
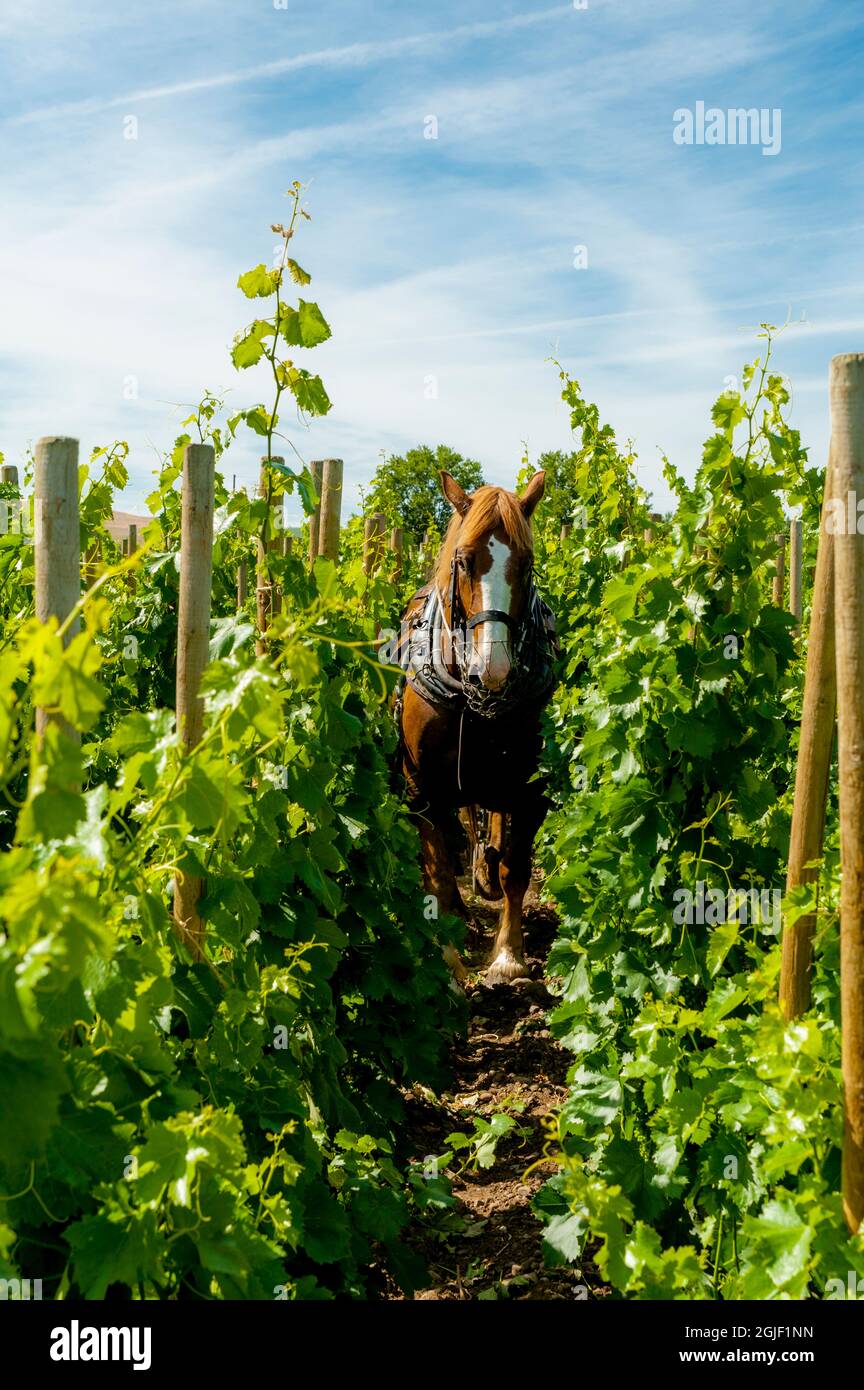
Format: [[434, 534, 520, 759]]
[[440, 471, 472, 517], [519, 470, 546, 517]]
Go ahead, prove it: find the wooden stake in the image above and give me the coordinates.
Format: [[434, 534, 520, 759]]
[[560, 523, 572, 542], [173, 443, 215, 959], [364, 513, 387, 574], [256, 457, 283, 653], [308, 459, 324, 564], [418, 530, 432, 574], [237, 560, 248, 608], [789, 517, 803, 629], [1, 463, 20, 537], [124, 524, 138, 592], [773, 532, 786, 606], [390, 527, 404, 582], [317, 458, 343, 561], [830, 353, 864, 1234], [780, 449, 837, 1020], [34, 437, 80, 744]]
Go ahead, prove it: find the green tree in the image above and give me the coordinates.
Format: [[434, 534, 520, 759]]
[[532, 450, 579, 529], [367, 445, 484, 541], [522, 440, 641, 533]]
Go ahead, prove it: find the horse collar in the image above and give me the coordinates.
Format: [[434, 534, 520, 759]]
[[392, 578, 558, 720]]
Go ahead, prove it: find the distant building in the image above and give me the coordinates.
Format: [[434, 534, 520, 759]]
[[107, 510, 150, 544]]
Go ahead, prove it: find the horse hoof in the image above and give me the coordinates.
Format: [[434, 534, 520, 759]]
[[472, 853, 503, 902], [472, 870, 503, 903], [484, 951, 530, 986]]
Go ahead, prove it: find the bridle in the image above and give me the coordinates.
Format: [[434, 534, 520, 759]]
[[439, 555, 535, 716], [387, 546, 557, 724]]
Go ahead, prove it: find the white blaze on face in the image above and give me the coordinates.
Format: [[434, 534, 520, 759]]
[[474, 534, 513, 688]]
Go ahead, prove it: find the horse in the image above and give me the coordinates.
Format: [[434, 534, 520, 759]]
[[390, 470, 557, 985]]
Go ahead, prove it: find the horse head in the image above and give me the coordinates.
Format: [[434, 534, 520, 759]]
[[435, 470, 545, 692]]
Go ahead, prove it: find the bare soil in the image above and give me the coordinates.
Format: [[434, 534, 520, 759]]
[[386, 879, 610, 1301]]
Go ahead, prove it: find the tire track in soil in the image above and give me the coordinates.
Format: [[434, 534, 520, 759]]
[[389, 879, 610, 1301]]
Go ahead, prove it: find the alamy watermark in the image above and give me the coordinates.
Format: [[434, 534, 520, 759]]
[[673, 102, 781, 157], [673, 881, 782, 930], [823, 491, 864, 535], [0, 1277, 42, 1300], [825, 1272, 864, 1300], [50, 1321, 151, 1370]]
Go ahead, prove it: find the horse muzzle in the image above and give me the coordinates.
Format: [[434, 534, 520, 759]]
[[465, 609, 516, 690], [467, 645, 511, 690]]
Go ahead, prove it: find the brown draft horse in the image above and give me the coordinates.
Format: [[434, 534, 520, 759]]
[[394, 470, 556, 985]]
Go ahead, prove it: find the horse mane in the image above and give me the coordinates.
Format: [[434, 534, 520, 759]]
[[433, 486, 534, 591]]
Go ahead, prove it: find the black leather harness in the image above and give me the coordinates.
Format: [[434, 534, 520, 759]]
[[384, 563, 558, 721]]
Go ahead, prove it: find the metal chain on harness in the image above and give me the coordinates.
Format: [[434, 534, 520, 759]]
[[443, 556, 555, 717], [388, 558, 558, 721]]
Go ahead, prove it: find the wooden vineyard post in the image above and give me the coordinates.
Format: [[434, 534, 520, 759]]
[[560, 523, 572, 542], [308, 459, 323, 564], [256, 457, 284, 655], [173, 443, 215, 959], [417, 529, 433, 575], [34, 437, 80, 745], [237, 560, 248, 608], [364, 513, 386, 574], [830, 353, 864, 1234], [317, 458, 343, 561], [780, 448, 837, 1020], [1, 463, 20, 538], [123, 524, 139, 594], [390, 527, 404, 582], [789, 517, 803, 629], [773, 531, 786, 606]]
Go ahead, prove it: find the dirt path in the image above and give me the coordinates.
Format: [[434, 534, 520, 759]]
[[389, 881, 610, 1301]]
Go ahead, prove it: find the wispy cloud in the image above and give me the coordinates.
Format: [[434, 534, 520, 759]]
[[8, 6, 571, 125]]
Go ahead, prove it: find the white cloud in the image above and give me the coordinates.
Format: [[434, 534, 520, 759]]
[[8, 6, 572, 125]]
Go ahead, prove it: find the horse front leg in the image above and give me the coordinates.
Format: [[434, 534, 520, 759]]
[[485, 799, 544, 986], [418, 813, 469, 983]]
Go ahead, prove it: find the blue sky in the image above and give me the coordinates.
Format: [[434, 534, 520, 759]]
[[1, 0, 862, 520]]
